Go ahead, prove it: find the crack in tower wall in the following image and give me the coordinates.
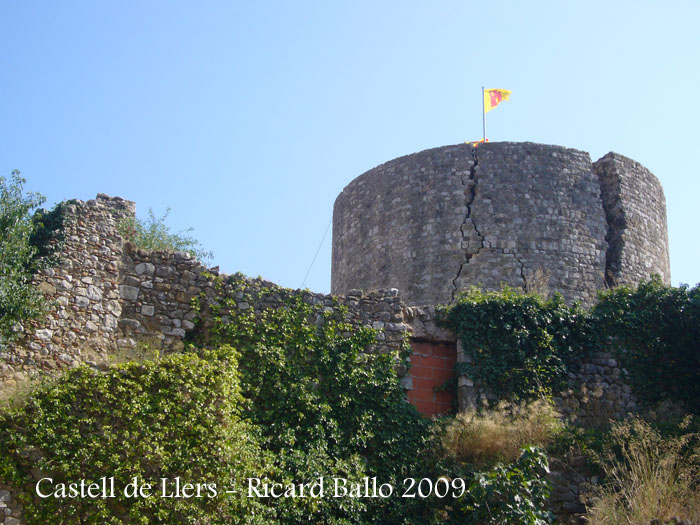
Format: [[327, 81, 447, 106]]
[[593, 155, 626, 288], [451, 146, 485, 301], [515, 254, 527, 290], [451, 147, 527, 299]]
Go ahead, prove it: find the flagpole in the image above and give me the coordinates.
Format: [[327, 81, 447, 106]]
[[482, 86, 486, 142]]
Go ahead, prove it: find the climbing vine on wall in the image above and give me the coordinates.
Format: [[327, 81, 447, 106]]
[[442, 279, 700, 415], [440, 287, 598, 401], [592, 277, 700, 414], [189, 274, 434, 523]]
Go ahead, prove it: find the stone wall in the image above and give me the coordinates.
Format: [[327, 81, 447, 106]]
[[0, 194, 131, 389], [117, 244, 412, 358], [456, 341, 636, 427], [554, 352, 636, 428], [0, 195, 412, 392], [332, 142, 671, 306], [0, 483, 23, 525]]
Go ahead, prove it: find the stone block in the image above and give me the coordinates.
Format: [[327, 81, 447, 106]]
[[120, 285, 139, 301], [135, 262, 155, 275]]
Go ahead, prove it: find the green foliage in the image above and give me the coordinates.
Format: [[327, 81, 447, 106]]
[[0, 171, 50, 341], [0, 348, 273, 524], [441, 278, 700, 414], [194, 277, 434, 523], [455, 447, 554, 524], [29, 200, 74, 263], [1, 276, 437, 523], [441, 287, 596, 400], [118, 207, 213, 262], [592, 277, 700, 413]]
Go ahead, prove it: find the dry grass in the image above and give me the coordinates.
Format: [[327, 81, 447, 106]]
[[1, 339, 162, 412], [109, 338, 161, 365], [586, 416, 700, 524], [441, 399, 562, 468], [0, 373, 50, 412]]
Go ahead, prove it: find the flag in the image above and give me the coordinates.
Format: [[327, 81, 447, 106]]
[[484, 88, 511, 113], [466, 138, 489, 147]]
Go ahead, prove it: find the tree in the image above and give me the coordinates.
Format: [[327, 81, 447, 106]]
[[0, 171, 48, 342]]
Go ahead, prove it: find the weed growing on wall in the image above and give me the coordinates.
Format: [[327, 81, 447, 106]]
[[117, 207, 213, 262]]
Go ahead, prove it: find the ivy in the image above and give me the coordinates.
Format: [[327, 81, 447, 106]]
[[457, 447, 554, 524], [190, 277, 434, 523], [440, 287, 597, 400], [441, 279, 700, 416], [592, 277, 700, 414], [29, 199, 75, 265]]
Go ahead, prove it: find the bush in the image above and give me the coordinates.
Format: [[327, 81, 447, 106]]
[[118, 207, 213, 262], [0, 171, 50, 342], [441, 400, 562, 469], [0, 347, 273, 524], [586, 416, 700, 524], [593, 277, 700, 413], [456, 447, 554, 524]]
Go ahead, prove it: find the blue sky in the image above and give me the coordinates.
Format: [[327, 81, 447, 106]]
[[2, 1, 698, 293]]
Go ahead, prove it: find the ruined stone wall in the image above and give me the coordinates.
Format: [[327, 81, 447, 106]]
[[332, 142, 670, 306], [0, 190, 641, 428], [117, 245, 412, 358], [594, 152, 671, 287], [0, 195, 412, 392], [0, 194, 131, 389]]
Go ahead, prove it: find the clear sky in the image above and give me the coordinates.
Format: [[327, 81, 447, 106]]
[[2, 1, 698, 293]]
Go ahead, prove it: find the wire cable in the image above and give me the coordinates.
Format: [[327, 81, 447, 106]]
[[300, 216, 332, 289]]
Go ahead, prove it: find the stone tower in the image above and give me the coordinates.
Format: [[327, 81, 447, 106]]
[[331, 142, 670, 306]]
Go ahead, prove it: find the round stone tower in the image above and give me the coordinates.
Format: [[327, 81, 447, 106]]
[[331, 142, 670, 306]]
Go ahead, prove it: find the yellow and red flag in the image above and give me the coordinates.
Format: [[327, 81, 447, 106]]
[[483, 88, 511, 113]]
